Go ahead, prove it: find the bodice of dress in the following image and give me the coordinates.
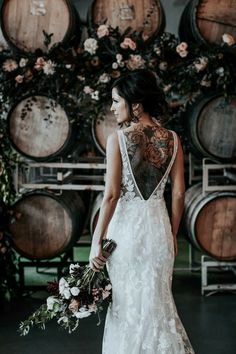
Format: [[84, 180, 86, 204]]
[[117, 125, 178, 202]]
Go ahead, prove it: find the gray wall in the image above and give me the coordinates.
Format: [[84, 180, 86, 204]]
[[72, 0, 189, 36]]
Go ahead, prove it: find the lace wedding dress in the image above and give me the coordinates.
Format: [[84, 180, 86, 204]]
[[103, 124, 195, 354]]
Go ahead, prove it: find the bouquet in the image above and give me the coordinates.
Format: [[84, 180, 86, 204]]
[[19, 239, 117, 335]]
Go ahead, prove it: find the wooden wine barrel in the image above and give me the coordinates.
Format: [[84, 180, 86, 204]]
[[8, 95, 77, 161], [88, 0, 165, 41], [185, 92, 236, 162], [0, 0, 81, 53], [92, 105, 118, 155], [90, 192, 103, 235], [179, 0, 236, 47], [184, 183, 236, 261], [9, 190, 85, 259]]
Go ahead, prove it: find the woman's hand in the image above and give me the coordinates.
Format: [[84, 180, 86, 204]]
[[89, 242, 108, 272]]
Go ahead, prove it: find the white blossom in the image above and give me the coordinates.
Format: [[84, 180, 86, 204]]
[[19, 58, 28, 67], [69, 263, 80, 275], [74, 307, 91, 319], [83, 85, 93, 94], [43, 60, 56, 75], [59, 277, 71, 299], [91, 90, 99, 100], [84, 38, 98, 55], [46, 296, 61, 311], [98, 73, 110, 83], [70, 287, 80, 296]]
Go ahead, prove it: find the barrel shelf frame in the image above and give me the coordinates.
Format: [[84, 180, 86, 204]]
[[17, 249, 75, 291], [202, 158, 236, 193], [201, 255, 236, 296], [14, 157, 107, 193]]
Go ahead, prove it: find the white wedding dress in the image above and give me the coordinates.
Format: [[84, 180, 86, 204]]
[[103, 125, 195, 354]]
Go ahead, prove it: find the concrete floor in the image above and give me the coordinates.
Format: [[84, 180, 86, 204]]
[[1, 271, 236, 354]]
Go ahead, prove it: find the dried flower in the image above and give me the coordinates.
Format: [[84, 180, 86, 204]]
[[34, 57, 46, 70], [24, 69, 33, 82], [222, 33, 235, 46], [84, 38, 98, 55], [127, 54, 145, 70], [15, 75, 24, 83], [178, 50, 188, 58], [97, 24, 109, 38], [91, 56, 100, 66], [159, 61, 168, 71], [120, 37, 136, 50], [194, 57, 208, 72], [2, 59, 18, 72], [111, 70, 121, 78], [176, 42, 188, 53]]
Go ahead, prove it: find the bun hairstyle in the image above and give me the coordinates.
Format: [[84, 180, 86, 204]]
[[111, 69, 168, 123]]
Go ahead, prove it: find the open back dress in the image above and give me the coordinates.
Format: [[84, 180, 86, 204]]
[[103, 123, 195, 354]]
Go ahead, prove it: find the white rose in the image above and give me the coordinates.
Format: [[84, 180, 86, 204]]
[[112, 62, 119, 69], [84, 38, 98, 55], [70, 287, 80, 296], [74, 307, 91, 319], [97, 24, 109, 38], [19, 58, 28, 67], [46, 296, 60, 311]]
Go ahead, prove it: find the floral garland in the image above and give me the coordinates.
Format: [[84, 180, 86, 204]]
[[0, 24, 235, 300]]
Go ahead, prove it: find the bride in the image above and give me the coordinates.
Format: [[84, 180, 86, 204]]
[[89, 69, 195, 354]]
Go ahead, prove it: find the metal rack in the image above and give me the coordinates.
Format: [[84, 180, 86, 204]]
[[14, 157, 107, 290], [201, 255, 236, 296]]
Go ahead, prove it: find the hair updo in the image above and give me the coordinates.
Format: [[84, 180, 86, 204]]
[[111, 69, 168, 123]]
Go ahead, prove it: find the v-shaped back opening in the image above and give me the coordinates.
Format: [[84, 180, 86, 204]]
[[118, 128, 178, 201]]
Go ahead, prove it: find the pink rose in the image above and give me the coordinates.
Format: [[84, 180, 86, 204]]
[[120, 37, 136, 50]]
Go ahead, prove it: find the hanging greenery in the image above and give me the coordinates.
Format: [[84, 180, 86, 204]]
[[0, 25, 236, 203]]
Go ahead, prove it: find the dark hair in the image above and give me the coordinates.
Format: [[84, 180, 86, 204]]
[[111, 69, 168, 122]]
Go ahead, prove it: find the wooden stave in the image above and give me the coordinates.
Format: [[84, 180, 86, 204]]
[[87, 0, 166, 42], [0, 0, 81, 53], [179, 0, 236, 48], [9, 190, 85, 260], [184, 183, 236, 261], [7, 94, 78, 161], [184, 92, 236, 162], [91, 105, 118, 156]]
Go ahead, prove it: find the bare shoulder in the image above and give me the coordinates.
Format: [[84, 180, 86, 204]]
[[107, 131, 119, 145], [106, 131, 120, 153]]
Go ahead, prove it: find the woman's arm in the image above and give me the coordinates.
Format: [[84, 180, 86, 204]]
[[169, 135, 185, 256], [89, 131, 121, 271]]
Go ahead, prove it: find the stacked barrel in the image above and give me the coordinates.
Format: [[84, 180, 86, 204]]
[[1, 0, 236, 263], [179, 0, 236, 261], [0, 0, 86, 260]]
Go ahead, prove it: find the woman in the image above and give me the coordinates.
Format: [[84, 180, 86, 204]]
[[89, 69, 195, 354]]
